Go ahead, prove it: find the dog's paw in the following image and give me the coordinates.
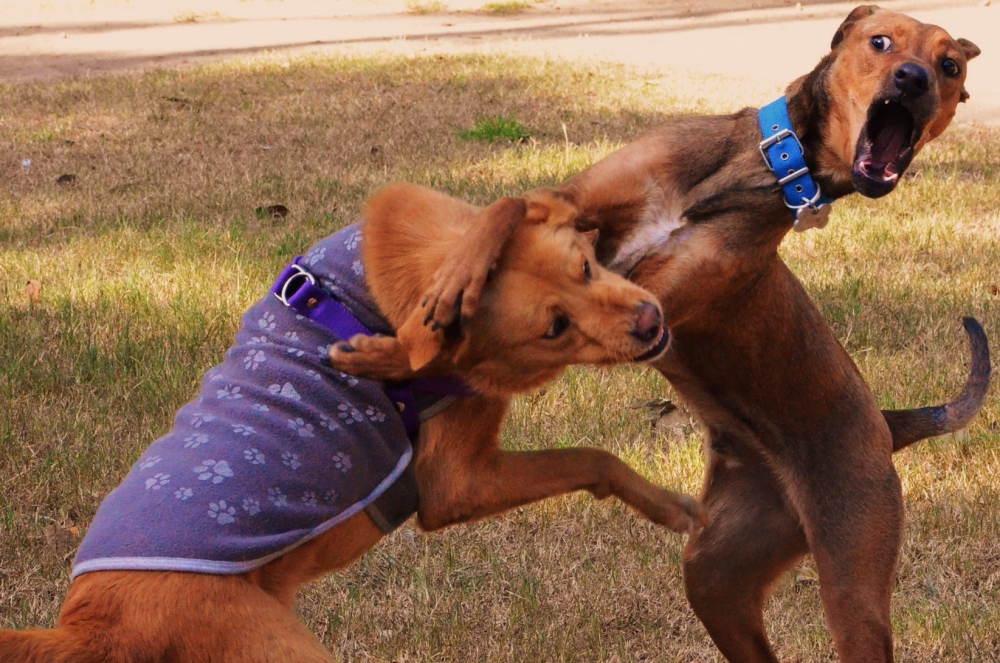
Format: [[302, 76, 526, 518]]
[[648, 490, 710, 536], [328, 334, 416, 381]]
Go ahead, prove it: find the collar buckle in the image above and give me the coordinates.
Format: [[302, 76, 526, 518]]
[[757, 96, 834, 232]]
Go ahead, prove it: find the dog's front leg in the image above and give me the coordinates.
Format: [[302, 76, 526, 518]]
[[328, 334, 417, 382], [415, 396, 706, 535]]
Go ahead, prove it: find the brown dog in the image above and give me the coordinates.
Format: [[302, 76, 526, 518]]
[[0, 184, 706, 663], [417, 6, 987, 662]]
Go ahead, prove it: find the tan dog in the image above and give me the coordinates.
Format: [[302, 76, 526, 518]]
[[0, 184, 705, 663], [417, 6, 987, 662]]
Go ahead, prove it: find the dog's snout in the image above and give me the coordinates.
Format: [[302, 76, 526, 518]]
[[631, 301, 662, 343], [893, 62, 930, 98]]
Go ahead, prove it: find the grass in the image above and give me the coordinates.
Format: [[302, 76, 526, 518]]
[[480, 1, 534, 15], [1, 51, 999, 661], [406, 0, 448, 15], [459, 114, 531, 142]]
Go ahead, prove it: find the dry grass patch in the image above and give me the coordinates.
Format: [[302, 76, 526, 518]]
[[1, 52, 999, 661]]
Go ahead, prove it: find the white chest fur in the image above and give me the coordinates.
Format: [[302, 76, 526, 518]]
[[607, 207, 686, 276]]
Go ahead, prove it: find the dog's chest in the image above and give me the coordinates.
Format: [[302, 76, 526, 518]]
[[607, 206, 686, 276]]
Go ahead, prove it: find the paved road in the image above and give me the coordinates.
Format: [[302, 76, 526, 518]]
[[0, 0, 995, 124]]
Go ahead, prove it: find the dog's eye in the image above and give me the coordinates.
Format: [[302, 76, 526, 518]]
[[543, 315, 571, 340], [870, 35, 892, 52], [942, 58, 961, 78], [582, 259, 592, 280]]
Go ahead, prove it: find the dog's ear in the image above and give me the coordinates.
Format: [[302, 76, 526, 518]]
[[958, 38, 981, 61], [581, 229, 600, 246], [831, 5, 880, 50], [523, 189, 577, 227]]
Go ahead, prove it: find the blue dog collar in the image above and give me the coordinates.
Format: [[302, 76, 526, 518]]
[[758, 97, 834, 232]]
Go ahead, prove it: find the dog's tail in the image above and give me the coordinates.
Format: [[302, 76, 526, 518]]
[[885, 317, 991, 452], [0, 627, 102, 663]]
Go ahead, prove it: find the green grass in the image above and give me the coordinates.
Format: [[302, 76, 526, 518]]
[[459, 114, 531, 143], [1, 51, 999, 661]]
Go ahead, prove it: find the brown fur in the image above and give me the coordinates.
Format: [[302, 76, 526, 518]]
[[0, 184, 707, 663], [416, 6, 986, 662]]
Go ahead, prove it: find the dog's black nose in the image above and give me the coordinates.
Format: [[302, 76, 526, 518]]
[[631, 301, 662, 343], [893, 62, 930, 98]]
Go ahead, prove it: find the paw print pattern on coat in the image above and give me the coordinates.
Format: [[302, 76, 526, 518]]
[[242, 498, 261, 516], [332, 452, 352, 473], [251, 403, 269, 413], [184, 433, 210, 449], [337, 403, 363, 425], [174, 487, 193, 501], [324, 489, 339, 503], [216, 384, 243, 400], [344, 230, 362, 251], [208, 500, 236, 525], [268, 487, 288, 507], [287, 418, 314, 438], [249, 335, 268, 345], [232, 424, 255, 437], [306, 246, 327, 267], [284, 331, 299, 342], [243, 448, 265, 465], [269, 382, 301, 401], [257, 312, 276, 332], [138, 455, 162, 471], [365, 406, 386, 423], [305, 370, 322, 381], [286, 346, 305, 358], [351, 259, 364, 276], [301, 491, 318, 507], [190, 413, 216, 428], [144, 473, 171, 490], [194, 459, 234, 484], [319, 414, 339, 431], [338, 372, 359, 388], [244, 349, 267, 371], [318, 344, 333, 357], [281, 451, 302, 470]]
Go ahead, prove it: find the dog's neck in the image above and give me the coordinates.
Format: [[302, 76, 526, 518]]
[[785, 59, 858, 201]]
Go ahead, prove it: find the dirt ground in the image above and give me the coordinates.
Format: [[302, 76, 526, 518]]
[[1, 0, 996, 124]]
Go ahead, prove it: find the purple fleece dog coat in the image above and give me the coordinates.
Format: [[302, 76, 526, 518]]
[[73, 224, 453, 578]]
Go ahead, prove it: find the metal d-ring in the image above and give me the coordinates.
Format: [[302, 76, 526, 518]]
[[274, 264, 316, 307]]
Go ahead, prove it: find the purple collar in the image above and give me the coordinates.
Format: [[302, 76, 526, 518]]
[[271, 258, 473, 442]]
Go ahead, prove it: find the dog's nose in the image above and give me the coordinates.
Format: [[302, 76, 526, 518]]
[[893, 62, 930, 98], [631, 301, 662, 343]]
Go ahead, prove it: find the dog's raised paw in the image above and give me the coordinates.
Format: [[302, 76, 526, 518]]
[[654, 491, 710, 536]]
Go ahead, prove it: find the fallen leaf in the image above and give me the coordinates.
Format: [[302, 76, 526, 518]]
[[254, 204, 288, 220], [56, 173, 77, 185], [989, 284, 999, 296], [43, 522, 78, 559], [26, 280, 42, 305]]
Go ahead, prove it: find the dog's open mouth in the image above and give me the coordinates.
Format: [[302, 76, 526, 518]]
[[633, 328, 670, 362], [852, 99, 917, 198]]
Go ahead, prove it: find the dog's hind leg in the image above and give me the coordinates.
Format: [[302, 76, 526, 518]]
[[682, 440, 808, 663], [781, 443, 902, 663]]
